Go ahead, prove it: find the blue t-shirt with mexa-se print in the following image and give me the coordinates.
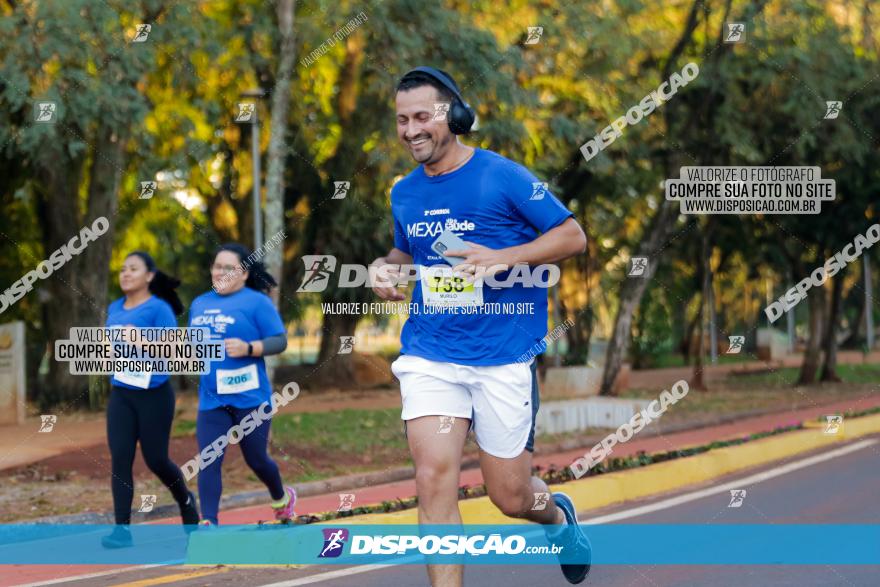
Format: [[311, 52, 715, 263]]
[[106, 295, 176, 389], [189, 287, 285, 410], [391, 148, 573, 366]]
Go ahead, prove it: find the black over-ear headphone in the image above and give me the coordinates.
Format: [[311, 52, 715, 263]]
[[402, 66, 476, 135]]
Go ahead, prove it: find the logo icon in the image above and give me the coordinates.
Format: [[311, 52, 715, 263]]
[[531, 182, 548, 200], [138, 494, 157, 512], [628, 257, 648, 277], [297, 255, 337, 292], [725, 23, 745, 43], [38, 415, 57, 433], [532, 492, 550, 511], [433, 103, 450, 122], [728, 489, 746, 508], [338, 336, 355, 354], [34, 102, 57, 123], [235, 103, 256, 123], [726, 335, 745, 354], [823, 415, 843, 435], [139, 181, 157, 200], [525, 27, 543, 45], [338, 494, 355, 512], [332, 181, 350, 200], [437, 416, 455, 434], [824, 101, 842, 120], [132, 24, 151, 42], [318, 528, 349, 558]]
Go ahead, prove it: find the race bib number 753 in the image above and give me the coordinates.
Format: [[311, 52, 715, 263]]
[[420, 266, 483, 307]]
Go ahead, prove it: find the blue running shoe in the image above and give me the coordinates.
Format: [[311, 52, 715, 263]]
[[549, 492, 592, 584], [101, 525, 133, 549]]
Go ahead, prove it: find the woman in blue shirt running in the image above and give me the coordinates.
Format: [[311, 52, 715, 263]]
[[189, 243, 295, 526], [102, 252, 199, 549]]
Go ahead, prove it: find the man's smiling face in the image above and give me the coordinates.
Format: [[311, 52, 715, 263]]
[[396, 85, 455, 165]]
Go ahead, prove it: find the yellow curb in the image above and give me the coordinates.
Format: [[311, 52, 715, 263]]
[[332, 413, 880, 526]]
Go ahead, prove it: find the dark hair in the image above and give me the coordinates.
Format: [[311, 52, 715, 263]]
[[396, 69, 458, 103], [214, 243, 277, 294], [125, 251, 184, 315]]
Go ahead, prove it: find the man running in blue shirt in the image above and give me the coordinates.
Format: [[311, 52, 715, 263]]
[[371, 67, 591, 586]]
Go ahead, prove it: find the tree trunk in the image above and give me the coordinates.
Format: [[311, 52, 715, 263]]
[[798, 285, 826, 385], [25, 322, 47, 403], [264, 0, 296, 308], [820, 267, 847, 382], [79, 125, 123, 316], [37, 150, 87, 409], [601, 0, 769, 392], [299, 26, 369, 389], [862, 0, 875, 54], [631, 306, 648, 369], [562, 234, 592, 364], [79, 124, 125, 409], [560, 297, 590, 365], [206, 142, 239, 243], [35, 121, 124, 410], [681, 306, 700, 364], [673, 297, 688, 359], [692, 300, 706, 390], [600, 0, 703, 394], [600, 201, 680, 394], [842, 272, 866, 347], [691, 228, 710, 390], [314, 312, 359, 388]]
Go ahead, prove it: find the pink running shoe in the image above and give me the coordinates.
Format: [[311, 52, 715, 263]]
[[272, 486, 297, 522]]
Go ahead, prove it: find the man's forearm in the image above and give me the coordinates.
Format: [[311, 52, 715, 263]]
[[505, 218, 587, 265], [374, 247, 413, 266]]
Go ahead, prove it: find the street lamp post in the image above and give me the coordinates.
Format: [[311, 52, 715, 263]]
[[240, 88, 265, 249]]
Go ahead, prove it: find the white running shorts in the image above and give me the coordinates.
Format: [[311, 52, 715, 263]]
[[391, 354, 539, 459]]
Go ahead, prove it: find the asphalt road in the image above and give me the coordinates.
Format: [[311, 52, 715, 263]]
[[21, 435, 880, 587]]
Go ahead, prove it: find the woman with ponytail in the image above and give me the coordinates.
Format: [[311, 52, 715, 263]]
[[102, 252, 199, 548], [189, 243, 295, 526]]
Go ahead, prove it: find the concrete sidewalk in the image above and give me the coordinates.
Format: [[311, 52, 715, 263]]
[[0, 414, 106, 471], [3, 351, 877, 474]]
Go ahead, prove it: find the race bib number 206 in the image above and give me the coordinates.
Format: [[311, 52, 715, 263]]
[[217, 364, 260, 394], [420, 266, 483, 307]]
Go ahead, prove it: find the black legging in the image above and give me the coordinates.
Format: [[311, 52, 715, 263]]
[[107, 381, 190, 524]]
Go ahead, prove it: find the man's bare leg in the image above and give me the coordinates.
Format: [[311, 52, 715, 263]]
[[407, 415, 470, 587], [480, 441, 592, 584], [479, 449, 565, 525]]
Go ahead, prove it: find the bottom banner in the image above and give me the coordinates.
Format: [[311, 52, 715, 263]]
[[0, 524, 877, 565]]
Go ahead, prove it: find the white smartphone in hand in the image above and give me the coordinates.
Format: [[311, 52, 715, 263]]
[[431, 229, 470, 267]]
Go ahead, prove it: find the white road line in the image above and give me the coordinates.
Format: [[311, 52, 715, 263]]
[[258, 438, 878, 587], [584, 438, 877, 524], [12, 564, 165, 587]]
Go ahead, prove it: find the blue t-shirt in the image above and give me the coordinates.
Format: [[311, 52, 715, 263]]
[[105, 295, 177, 389], [391, 148, 573, 365], [189, 287, 285, 410]]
